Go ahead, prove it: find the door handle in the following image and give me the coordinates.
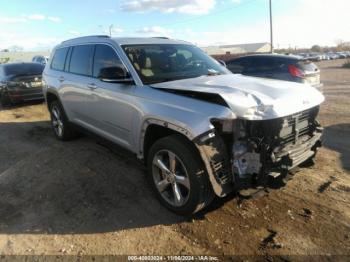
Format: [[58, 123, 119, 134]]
[[58, 76, 65, 82], [87, 83, 98, 90]]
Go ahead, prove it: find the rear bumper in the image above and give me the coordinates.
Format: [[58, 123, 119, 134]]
[[311, 83, 324, 92]]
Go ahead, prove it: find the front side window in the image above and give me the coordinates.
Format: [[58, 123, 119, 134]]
[[93, 45, 127, 79], [122, 44, 230, 84], [51, 47, 69, 71], [69, 45, 94, 76]]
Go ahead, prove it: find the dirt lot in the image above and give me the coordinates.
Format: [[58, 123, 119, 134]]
[[0, 59, 349, 258]]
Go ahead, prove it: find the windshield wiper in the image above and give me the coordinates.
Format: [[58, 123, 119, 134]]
[[147, 76, 195, 84]]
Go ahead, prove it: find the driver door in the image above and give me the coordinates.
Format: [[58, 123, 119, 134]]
[[84, 44, 137, 150]]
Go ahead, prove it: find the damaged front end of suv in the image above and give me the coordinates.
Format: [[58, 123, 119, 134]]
[[156, 74, 325, 197], [206, 106, 323, 195]]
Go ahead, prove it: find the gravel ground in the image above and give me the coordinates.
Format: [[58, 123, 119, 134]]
[[0, 59, 349, 257]]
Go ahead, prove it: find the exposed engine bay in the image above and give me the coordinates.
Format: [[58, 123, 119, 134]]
[[201, 106, 323, 195]]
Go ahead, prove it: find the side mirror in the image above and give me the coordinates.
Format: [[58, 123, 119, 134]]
[[217, 60, 226, 67], [98, 66, 134, 84]]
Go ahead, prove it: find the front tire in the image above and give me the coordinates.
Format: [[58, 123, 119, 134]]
[[49, 100, 78, 141], [147, 135, 214, 215]]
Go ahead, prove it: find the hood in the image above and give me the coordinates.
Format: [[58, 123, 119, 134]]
[[151, 74, 325, 120]]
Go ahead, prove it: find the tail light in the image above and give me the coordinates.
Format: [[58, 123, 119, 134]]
[[288, 65, 305, 78]]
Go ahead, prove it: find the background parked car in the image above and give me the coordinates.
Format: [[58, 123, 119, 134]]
[[0, 62, 45, 106], [226, 54, 322, 89], [336, 52, 347, 59], [327, 53, 340, 60], [32, 55, 49, 65]]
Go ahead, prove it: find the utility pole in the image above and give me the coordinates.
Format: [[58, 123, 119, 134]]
[[269, 0, 274, 53], [109, 24, 114, 37]]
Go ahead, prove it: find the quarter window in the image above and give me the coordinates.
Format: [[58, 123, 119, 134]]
[[69, 45, 94, 76], [51, 47, 69, 71]]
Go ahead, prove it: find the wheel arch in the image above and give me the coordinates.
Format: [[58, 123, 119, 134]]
[[140, 118, 234, 197], [45, 90, 60, 109], [140, 119, 196, 163]]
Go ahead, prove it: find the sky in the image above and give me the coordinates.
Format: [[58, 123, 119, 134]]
[[0, 0, 349, 51]]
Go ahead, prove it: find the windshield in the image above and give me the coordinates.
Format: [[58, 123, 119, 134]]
[[4, 63, 44, 77], [122, 44, 230, 84]]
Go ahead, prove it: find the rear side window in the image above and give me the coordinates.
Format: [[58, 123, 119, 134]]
[[93, 45, 124, 78], [227, 58, 245, 73], [69, 45, 94, 76], [246, 57, 285, 73], [51, 47, 69, 71]]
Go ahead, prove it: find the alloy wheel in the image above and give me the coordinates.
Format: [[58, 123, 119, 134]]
[[152, 150, 191, 207], [51, 105, 64, 137]]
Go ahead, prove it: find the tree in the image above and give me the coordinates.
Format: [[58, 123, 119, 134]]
[[311, 45, 322, 52], [8, 45, 24, 52]]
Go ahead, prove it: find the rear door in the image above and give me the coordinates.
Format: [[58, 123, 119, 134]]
[[46, 46, 71, 107], [62, 44, 95, 125]]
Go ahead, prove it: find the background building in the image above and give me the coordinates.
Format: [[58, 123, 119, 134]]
[[202, 42, 271, 55]]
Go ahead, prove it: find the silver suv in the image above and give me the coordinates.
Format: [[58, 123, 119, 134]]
[[43, 36, 325, 215]]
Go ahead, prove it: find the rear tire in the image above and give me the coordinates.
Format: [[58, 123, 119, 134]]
[[49, 100, 78, 141], [147, 134, 214, 216]]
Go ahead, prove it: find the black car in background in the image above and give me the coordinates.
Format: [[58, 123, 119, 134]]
[[226, 54, 322, 89], [0, 63, 45, 107]]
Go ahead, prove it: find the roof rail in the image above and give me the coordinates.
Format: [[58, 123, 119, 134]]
[[152, 37, 169, 39], [61, 35, 110, 44]]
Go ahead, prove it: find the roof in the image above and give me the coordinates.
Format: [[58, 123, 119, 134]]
[[227, 53, 301, 62], [243, 53, 300, 59], [112, 37, 190, 45], [60, 35, 190, 47]]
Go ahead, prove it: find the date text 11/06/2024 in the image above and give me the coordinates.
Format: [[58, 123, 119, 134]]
[[127, 256, 219, 261]]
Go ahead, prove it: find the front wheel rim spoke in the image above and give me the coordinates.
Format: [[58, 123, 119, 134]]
[[172, 183, 183, 206], [174, 175, 190, 190], [168, 151, 176, 173], [154, 157, 170, 174], [52, 108, 59, 120], [57, 126, 63, 136], [157, 179, 170, 192]]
